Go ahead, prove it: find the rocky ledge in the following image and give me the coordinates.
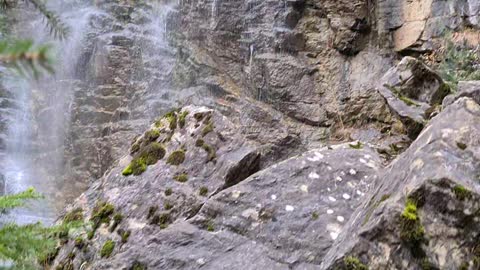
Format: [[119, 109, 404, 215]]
[[52, 82, 480, 269]]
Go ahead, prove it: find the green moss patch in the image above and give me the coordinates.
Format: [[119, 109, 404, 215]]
[[123, 143, 166, 176], [167, 150, 186, 166], [74, 237, 85, 249], [100, 240, 115, 258], [131, 261, 147, 270], [145, 129, 161, 141], [452, 185, 472, 201], [343, 256, 368, 270], [173, 173, 188, 183], [201, 143, 216, 163], [165, 188, 173, 196], [195, 139, 205, 147], [349, 141, 363, 149], [178, 110, 189, 128], [311, 212, 319, 220], [457, 141, 468, 150], [399, 199, 425, 256], [122, 158, 147, 176], [164, 202, 173, 210], [117, 229, 131, 244], [91, 202, 115, 230], [206, 221, 215, 232], [109, 213, 123, 232], [199, 186, 209, 197], [63, 208, 83, 223], [201, 120, 214, 137]]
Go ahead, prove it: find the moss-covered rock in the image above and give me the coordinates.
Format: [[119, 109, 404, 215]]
[[100, 240, 115, 258], [138, 142, 166, 165], [452, 185, 472, 201], [166, 150, 186, 165], [145, 129, 161, 141], [91, 202, 115, 230], [122, 158, 147, 176], [399, 199, 425, 255]]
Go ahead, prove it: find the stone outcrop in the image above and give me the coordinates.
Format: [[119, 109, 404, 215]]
[[321, 97, 480, 269]]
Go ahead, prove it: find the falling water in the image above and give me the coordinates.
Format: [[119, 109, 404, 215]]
[[0, 1, 103, 225]]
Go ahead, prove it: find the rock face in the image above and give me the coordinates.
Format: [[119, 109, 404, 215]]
[[321, 97, 480, 270]]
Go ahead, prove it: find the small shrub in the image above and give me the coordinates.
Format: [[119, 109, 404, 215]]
[[138, 143, 166, 165], [91, 202, 115, 230], [100, 240, 115, 258], [165, 111, 177, 130], [164, 202, 173, 210], [199, 186, 209, 197], [174, 173, 188, 183], [166, 150, 186, 165], [164, 188, 173, 196]]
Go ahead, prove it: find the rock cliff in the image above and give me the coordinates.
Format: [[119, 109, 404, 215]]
[[3, 0, 480, 269]]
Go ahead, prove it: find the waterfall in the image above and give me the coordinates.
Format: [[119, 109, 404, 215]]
[[0, 1, 102, 225]]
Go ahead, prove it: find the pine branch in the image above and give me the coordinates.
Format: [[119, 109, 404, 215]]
[[23, 0, 70, 40], [0, 40, 54, 78], [0, 187, 42, 213]]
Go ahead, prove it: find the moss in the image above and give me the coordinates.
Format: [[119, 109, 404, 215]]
[[74, 237, 85, 249], [457, 141, 468, 150], [63, 208, 83, 223], [452, 185, 472, 201], [165, 188, 173, 196], [147, 206, 158, 220], [178, 110, 189, 128], [195, 138, 205, 147], [207, 221, 215, 232], [87, 230, 94, 240], [311, 212, 319, 220], [201, 143, 216, 163], [100, 240, 115, 258], [38, 247, 59, 266], [174, 173, 188, 183], [164, 111, 178, 130], [164, 202, 173, 210], [459, 262, 469, 270], [343, 256, 368, 270], [109, 213, 123, 232], [399, 199, 425, 255], [151, 213, 171, 228], [384, 84, 420, 107], [117, 229, 131, 244], [138, 142, 166, 165], [91, 202, 115, 230], [145, 129, 160, 141], [130, 142, 141, 154], [199, 186, 209, 197], [122, 158, 147, 176], [349, 141, 363, 149], [131, 261, 147, 270], [201, 120, 214, 137], [166, 150, 186, 165]]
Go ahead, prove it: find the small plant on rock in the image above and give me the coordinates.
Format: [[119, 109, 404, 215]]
[[173, 173, 188, 183], [167, 150, 186, 166], [100, 240, 115, 258], [199, 186, 209, 197]]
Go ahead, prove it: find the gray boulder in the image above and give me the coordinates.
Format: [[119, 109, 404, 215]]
[[443, 81, 480, 107], [377, 57, 450, 139], [321, 97, 480, 270]]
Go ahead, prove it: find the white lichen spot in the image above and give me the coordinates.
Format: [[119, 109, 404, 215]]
[[327, 209, 334, 214], [285, 205, 295, 212], [337, 216, 345, 222], [340, 171, 346, 176], [343, 193, 351, 200], [327, 188, 331, 192], [329, 232, 339, 240], [364, 154, 372, 159], [364, 175, 368, 179], [301, 160, 306, 166], [335, 176, 343, 182], [196, 258, 206, 265], [307, 152, 324, 162], [356, 190, 365, 196], [466, 99, 480, 112], [411, 159, 424, 170], [271, 194, 277, 200], [328, 196, 337, 202], [300, 185, 309, 193], [349, 169, 357, 175], [359, 158, 367, 164], [309, 172, 320, 179], [232, 190, 242, 199], [327, 166, 332, 171]]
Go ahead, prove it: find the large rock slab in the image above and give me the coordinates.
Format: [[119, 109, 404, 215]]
[[321, 97, 480, 270], [192, 143, 382, 267]]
